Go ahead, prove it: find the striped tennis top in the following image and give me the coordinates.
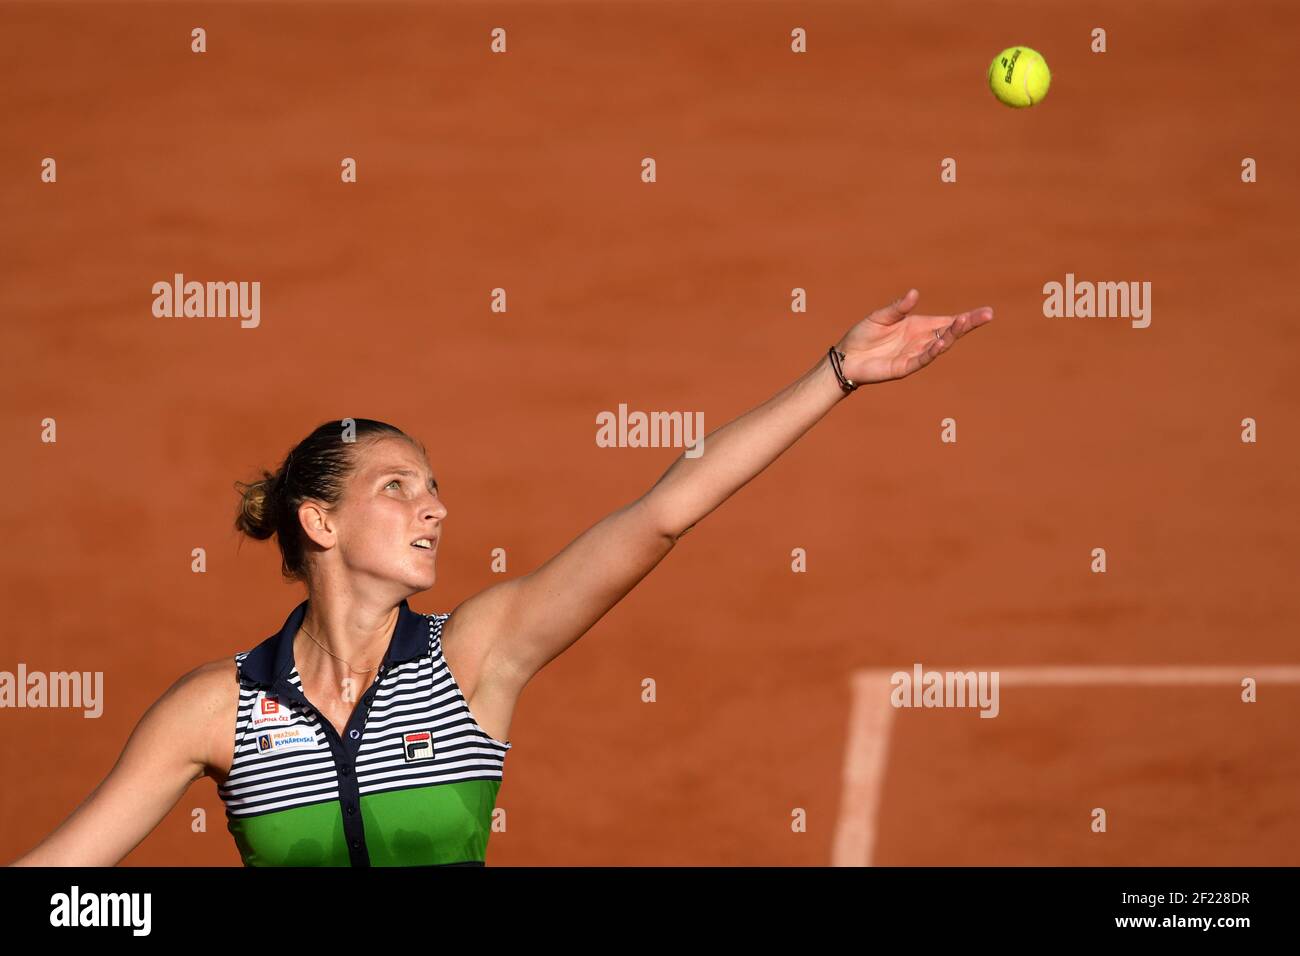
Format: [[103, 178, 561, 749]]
[[217, 597, 511, 866]]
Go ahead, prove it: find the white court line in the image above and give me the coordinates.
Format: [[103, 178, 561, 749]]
[[831, 665, 1300, 867], [830, 670, 898, 867], [995, 666, 1300, 686]]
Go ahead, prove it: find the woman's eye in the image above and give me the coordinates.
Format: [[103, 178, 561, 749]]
[[386, 479, 401, 490]]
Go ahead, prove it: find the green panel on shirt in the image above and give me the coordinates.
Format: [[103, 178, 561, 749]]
[[228, 779, 501, 866], [228, 800, 351, 867], [361, 779, 502, 866]]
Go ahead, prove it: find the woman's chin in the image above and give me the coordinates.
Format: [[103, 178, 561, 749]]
[[408, 565, 437, 589], [388, 554, 437, 590]]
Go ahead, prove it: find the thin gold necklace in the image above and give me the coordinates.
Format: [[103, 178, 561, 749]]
[[298, 622, 383, 675]]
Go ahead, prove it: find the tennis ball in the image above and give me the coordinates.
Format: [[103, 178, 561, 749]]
[[988, 46, 1050, 108]]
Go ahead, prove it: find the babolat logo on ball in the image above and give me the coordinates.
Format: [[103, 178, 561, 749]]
[[404, 730, 435, 762], [1001, 48, 1020, 83]]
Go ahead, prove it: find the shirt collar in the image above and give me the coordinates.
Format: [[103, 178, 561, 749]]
[[240, 597, 429, 688]]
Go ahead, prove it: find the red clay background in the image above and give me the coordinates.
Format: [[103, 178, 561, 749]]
[[2, 1, 1298, 866]]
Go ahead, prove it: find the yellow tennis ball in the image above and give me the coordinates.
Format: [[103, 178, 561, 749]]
[[988, 46, 1051, 108]]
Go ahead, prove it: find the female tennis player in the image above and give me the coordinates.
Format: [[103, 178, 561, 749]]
[[10, 289, 991, 866]]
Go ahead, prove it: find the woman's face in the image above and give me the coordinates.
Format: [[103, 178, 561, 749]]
[[310, 436, 446, 592]]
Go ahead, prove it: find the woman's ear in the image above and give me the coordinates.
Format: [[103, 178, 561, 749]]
[[298, 500, 336, 549]]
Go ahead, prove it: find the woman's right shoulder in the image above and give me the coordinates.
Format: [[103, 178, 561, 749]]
[[162, 656, 242, 779], [178, 655, 241, 700]]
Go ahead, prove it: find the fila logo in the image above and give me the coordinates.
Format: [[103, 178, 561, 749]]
[[403, 730, 435, 762]]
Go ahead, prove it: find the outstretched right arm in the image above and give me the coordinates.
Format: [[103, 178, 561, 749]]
[[7, 659, 233, 867]]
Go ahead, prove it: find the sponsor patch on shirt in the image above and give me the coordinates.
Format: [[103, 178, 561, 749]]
[[403, 730, 435, 762], [256, 726, 318, 756], [250, 692, 296, 729]]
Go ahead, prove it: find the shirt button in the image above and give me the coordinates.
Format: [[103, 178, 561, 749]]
[[346, 806, 355, 816], [351, 840, 360, 849], [349, 729, 360, 739], [341, 765, 351, 776]]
